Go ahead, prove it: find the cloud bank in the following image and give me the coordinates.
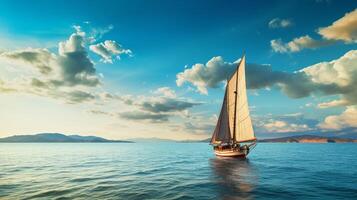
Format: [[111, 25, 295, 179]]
[[253, 112, 317, 134], [176, 50, 357, 108], [263, 120, 311, 133], [0, 25, 131, 104], [119, 111, 170, 123], [115, 87, 202, 123], [319, 106, 357, 130]]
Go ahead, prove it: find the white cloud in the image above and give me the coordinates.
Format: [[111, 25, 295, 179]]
[[305, 103, 314, 107], [270, 39, 289, 53], [91, 87, 204, 128], [268, 18, 292, 28], [0, 25, 130, 104], [58, 30, 86, 54], [89, 40, 132, 63], [319, 106, 357, 130], [303, 57, 355, 86], [302, 50, 357, 108], [0, 79, 17, 93], [271, 9, 357, 53], [1, 28, 99, 88], [282, 112, 303, 117], [263, 120, 312, 133], [0, 48, 55, 74], [153, 87, 176, 98], [119, 111, 170, 123], [270, 35, 333, 53], [318, 8, 357, 43], [117, 87, 202, 123], [253, 112, 317, 134], [176, 56, 238, 94], [87, 24, 114, 43], [317, 99, 349, 108]]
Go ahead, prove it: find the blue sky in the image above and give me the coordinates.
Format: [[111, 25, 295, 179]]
[[0, 0, 356, 140]]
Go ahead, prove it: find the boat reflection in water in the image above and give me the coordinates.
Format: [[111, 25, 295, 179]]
[[210, 157, 258, 200]]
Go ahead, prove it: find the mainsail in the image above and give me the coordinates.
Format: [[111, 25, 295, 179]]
[[210, 55, 256, 145]]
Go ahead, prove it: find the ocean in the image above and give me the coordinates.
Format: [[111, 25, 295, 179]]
[[0, 143, 356, 199]]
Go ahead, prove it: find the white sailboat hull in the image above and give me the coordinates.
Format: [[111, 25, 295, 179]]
[[214, 147, 248, 158]]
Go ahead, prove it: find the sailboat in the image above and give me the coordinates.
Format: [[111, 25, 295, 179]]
[[210, 55, 257, 158]]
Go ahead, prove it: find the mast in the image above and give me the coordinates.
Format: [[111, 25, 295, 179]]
[[232, 57, 240, 143]]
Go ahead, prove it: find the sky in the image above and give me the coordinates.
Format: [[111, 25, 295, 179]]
[[0, 0, 357, 140]]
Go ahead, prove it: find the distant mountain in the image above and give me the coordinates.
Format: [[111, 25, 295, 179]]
[[0, 133, 133, 143], [259, 135, 357, 143], [67, 135, 109, 142]]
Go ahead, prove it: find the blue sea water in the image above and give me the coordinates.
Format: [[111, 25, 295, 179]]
[[0, 143, 357, 199]]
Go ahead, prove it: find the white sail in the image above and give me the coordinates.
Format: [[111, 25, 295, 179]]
[[211, 55, 255, 145], [227, 56, 256, 143], [210, 89, 231, 144]]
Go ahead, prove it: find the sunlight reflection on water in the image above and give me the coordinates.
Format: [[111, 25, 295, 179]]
[[210, 157, 258, 200]]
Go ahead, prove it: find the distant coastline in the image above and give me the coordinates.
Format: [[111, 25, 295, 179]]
[[180, 135, 357, 143], [258, 135, 357, 143], [0, 133, 356, 143], [0, 133, 133, 143]]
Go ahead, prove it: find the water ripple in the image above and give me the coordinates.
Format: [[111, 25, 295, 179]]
[[1, 143, 357, 199]]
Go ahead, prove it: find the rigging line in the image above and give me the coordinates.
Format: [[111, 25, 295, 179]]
[[237, 115, 250, 123]]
